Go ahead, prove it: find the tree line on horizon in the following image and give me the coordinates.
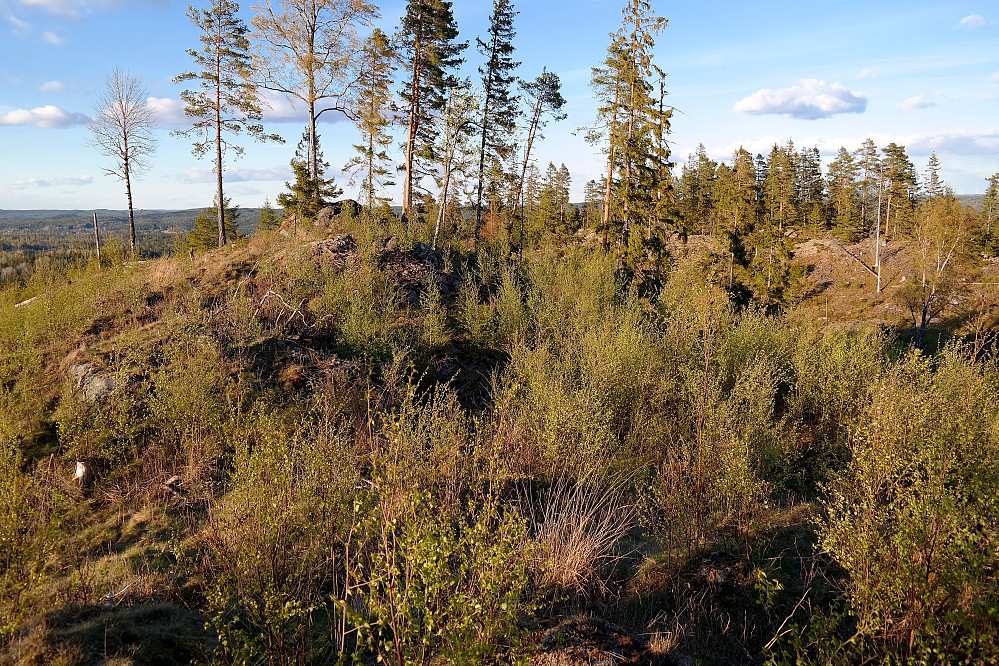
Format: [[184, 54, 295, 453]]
[[85, 0, 999, 268]]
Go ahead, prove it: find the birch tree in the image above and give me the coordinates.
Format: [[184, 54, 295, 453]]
[[251, 0, 377, 181], [88, 67, 158, 256]]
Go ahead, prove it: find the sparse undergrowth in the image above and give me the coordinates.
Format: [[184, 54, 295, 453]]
[[1, 211, 997, 665]]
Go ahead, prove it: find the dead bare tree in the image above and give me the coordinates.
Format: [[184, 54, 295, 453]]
[[87, 67, 158, 257]]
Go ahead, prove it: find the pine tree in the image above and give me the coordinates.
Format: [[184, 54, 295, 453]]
[[762, 142, 798, 233], [855, 138, 880, 236], [344, 28, 397, 210], [397, 0, 467, 215], [880, 142, 918, 239], [174, 0, 281, 248], [796, 146, 824, 229], [473, 0, 520, 234], [515, 69, 566, 255], [278, 128, 342, 224], [588, 0, 670, 249]]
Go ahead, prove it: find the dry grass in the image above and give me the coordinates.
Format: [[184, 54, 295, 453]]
[[521, 475, 636, 596]]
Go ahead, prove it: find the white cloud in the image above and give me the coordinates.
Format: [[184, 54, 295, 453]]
[[700, 54, 726, 68], [897, 95, 937, 110], [54, 174, 91, 185], [39, 80, 64, 92], [0, 104, 89, 128], [8, 15, 32, 33], [12, 0, 164, 19], [180, 165, 293, 184], [146, 96, 186, 126], [988, 72, 999, 83], [11, 177, 51, 189], [733, 79, 867, 120], [856, 68, 877, 80], [42, 30, 63, 44], [957, 14, 993, 28], [10, 174, 91, 189]]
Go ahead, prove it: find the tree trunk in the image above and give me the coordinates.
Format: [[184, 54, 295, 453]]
[[474, 33, 499, 239], [601, 78, 621, 250], [92, 212, 102, 264], [124, 153, 136, 257], [516, 101, 542, 262], [215, 60, 225, 248], [403, 44, 422, 216]]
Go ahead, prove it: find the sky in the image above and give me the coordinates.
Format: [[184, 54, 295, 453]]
[[0, 0, 997, 211]]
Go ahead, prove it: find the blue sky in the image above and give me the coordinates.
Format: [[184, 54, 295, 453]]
[[0, 0, 997, 210]]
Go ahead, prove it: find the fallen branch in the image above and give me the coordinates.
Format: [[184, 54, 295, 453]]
[[255, 285, 308, 328], [833, 241, 878, 279]]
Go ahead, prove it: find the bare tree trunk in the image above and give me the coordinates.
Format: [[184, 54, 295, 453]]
[[308, 92, 318, 180], [92, 212, 102, 264], [215, 63, 225, 248], [124, 155, 136, 257]]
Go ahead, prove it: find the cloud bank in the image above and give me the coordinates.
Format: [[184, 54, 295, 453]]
[[733, 79, 867, 120], [0, 104, 89, 128], [180, 166, 293, 184], [8, 0, 165, 19], [12, 174, 92, 189]]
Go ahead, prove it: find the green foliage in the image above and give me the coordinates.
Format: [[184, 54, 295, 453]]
[[343, 483, 534, 665], [255, 197, 280, 231], [204, 408, 357, 665], [186, 197, 244, 251], [278, 128, 342, 225], [820, 345, 999, 663]]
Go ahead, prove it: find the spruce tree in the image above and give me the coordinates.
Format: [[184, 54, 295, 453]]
[[174, 0, 281, 248], [982, 172, 999, 254], [924, 152, 944, 200], [473, 0, 520, 235], [827, 147, 861, 240], [397, 0, 467, 216], [187, 196, 243, 250], [278, 128, 342, 224], [256, 197, 280, 231]]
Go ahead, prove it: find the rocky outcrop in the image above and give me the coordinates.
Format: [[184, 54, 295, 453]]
[[68, 362, 117, 402]]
